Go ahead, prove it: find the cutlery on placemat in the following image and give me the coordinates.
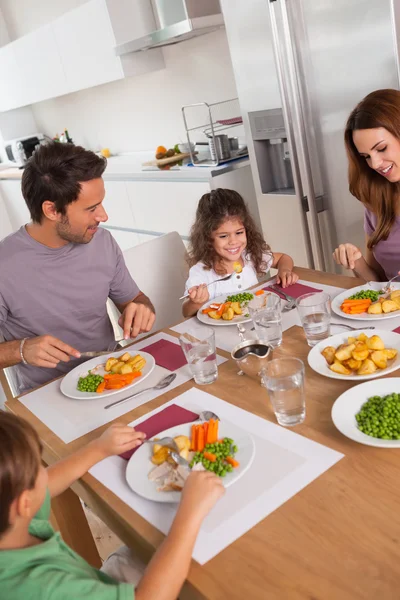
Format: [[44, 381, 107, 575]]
[[268, 285, 297, 311], [178, 273, 234, 301], [104, 373, 177, 410]]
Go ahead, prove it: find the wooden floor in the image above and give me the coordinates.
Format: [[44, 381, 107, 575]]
[[83, 503, 122, 562]]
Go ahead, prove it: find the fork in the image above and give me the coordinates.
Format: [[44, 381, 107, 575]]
[[178, 273, 234, 300], [331, 323, 375, 331], [268, 285, 297, 311], [380, 274, 400, 294]]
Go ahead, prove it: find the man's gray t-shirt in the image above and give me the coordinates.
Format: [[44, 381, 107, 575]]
[[0, 226, 139, 392]]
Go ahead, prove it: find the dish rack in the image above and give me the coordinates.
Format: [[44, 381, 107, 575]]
[[181, 98, 247, 167]]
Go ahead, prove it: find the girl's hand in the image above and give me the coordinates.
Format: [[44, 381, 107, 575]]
[[333, 243, 363, 270], [277, 269, 299, 288], [91, 423, 146, 459], [188, 284, 210, 305], [179, 471, 225, 523]]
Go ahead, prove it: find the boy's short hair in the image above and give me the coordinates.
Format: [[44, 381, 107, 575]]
[[0, 412, 42, 537]]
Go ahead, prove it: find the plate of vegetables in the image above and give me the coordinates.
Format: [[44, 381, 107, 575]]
[[331, 377, 400, 447], [197, 290, 263, 326], [60, 350, 155, 400], [126, 417, 255, 502], [332, 282, 400, 320]]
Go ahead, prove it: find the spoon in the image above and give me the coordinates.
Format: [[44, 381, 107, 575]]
[[104, 373, 177, 410], [179, 273, 234, 300]]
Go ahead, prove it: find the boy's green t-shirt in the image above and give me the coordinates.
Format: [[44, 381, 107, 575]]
[[0, 491, 133, 600]]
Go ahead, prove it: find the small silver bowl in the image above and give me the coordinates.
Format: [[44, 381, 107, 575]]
[[231, 339, 272, 380]]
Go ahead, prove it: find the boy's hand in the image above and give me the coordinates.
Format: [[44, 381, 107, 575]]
[[276, 269, 299, 288], [188, 284, 210, 305], [92, 423, 146, 459], [179, 471, 225, 523]]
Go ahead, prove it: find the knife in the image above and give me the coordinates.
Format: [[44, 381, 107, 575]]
[[79, 350, 112, 358]]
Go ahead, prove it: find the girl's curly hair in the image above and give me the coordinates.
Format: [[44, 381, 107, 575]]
[[187, 188, 271, 275]]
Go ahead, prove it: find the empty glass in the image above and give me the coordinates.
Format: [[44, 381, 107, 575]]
[[179, 326, 218, 385], [296, 292, 331, 347], [262, 357, 306, 426], [248, 292, 282, 348]]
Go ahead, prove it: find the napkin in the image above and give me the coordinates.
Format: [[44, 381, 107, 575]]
[[264, 282, 322, 300], [140, 338, 187, 371], [120, 404, 198, 460], [393, 326, 400, 334]]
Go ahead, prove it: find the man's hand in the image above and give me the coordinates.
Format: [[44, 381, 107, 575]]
[[23, 335, 81, 368], [118, 299, 156, 339]]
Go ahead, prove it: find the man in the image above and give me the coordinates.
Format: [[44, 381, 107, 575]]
[[0, 142, 155, 392]]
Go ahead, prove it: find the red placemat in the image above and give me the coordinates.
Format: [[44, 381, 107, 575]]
[[120, 404, 198, 460], [264, 282, 322, 300], [141, 338, 187, 371]]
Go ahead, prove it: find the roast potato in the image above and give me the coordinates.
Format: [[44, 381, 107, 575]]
[[366, 335, 385, 350], [335, 343, 356, 362], [370, 350, 387, 370], [120, 363, 133, 374], [330, 361, 351, 375], [357, 333, 368, 342], [390, 290, 400, 299], [110, 361, 125, 374], [384, 348, 398, 360], [120, 352, 132, 362], [367, 302, 383, 314], [343, 358, 362, 371], [105, 357, 118, 372], [174, 435, 190, 452], [321, 346, 336, 365], [352, 342, 369, 361], [222, 307, 235, 320], [382, 300, 398, 313], [208, 310, 222, 320], [357, 358, 377, 376], [231, 302, 242, 315]]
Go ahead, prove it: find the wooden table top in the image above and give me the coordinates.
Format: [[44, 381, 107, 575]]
[[8, 267, 400, 600]]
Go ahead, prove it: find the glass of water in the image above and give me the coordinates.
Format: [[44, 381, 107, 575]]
[[262, 358, 306, 426], [179, 327, 218, 385], [296, 292, 331, 347], [248, 292, 282, 348]]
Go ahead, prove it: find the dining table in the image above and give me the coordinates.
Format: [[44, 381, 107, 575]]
[[5, 266, 400, 600]]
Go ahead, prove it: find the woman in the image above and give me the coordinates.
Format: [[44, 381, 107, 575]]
[[333, 89, 400, 281]]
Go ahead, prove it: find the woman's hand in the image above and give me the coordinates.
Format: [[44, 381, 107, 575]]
[[276, 269, 299, 288], [188, 284, 210, 305], [333, 243, 363, 270]]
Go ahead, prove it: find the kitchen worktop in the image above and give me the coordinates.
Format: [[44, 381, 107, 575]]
[[0, 153, 250, 182]]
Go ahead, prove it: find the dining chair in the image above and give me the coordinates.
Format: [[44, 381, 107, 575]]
[[0, 332, 20, 402], [107, 231, 189, 344]]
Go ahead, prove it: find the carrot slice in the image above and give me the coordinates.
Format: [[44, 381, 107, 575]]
[[202, 307, 214, 314], [214, 419, 219, 443], [96, 381, 106, 393], [203, 452, 217, 462], [197, 425, 205, 452], [207, 419, 215, 444], [203, 422, 209, 443], [190, 424, 196, 451], [255, 290, 265, 296], [225, 456, 239, 468]]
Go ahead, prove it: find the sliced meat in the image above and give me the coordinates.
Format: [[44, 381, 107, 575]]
[[148, 462, 174, 482]]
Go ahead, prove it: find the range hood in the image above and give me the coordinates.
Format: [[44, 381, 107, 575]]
[[115, 0, 224, 55]]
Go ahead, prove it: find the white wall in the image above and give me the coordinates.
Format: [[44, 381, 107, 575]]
[[0, 0, 239, 153]]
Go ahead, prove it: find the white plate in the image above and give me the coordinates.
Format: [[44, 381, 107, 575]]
[[60, 350, 155, 400], [331, 378, 400, 447], [126, 419, 256, 502], [196, 292, 254, 326], [308, 329, 400, 381], [332, 282, 400, 320]]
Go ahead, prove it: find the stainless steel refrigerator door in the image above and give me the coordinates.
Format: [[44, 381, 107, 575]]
[[277, 0, 400, 272]]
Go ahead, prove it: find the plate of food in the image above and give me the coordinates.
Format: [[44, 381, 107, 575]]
[[308, 330, 400, 380], [331, 282, 400, 320], [60, 350, 155, 400], [331, 378, 400, 447], [126, 416, 255, 502], [197, 290, 261, 326]]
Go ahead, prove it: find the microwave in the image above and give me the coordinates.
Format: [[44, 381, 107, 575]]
[[4, 133, 45, 167]]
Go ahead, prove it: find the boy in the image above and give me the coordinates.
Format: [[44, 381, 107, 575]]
[[0, 413, 224, 599]]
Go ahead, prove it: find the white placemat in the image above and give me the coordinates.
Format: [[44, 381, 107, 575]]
[[90, 388, 343, 565], [18, 332, 226, 444], [172, 280, 347, 353]]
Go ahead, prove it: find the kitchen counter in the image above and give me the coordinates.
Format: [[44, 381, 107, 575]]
[[0, 153, 250, 182]]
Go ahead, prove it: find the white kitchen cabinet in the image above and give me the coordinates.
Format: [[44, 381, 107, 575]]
[[0, 180, 30, 230], [0, 189, 13, 240], [103, 181, 135, 228], [52, 0, 122, 95], [0, 0, 164, 112], [104, 227, 140, 252], [12, 24, 67, 106], [126, 181, 209, 237]]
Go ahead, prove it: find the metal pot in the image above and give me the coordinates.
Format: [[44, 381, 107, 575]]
[[231, 339, 272, 381], [208, 134, 231, 161]]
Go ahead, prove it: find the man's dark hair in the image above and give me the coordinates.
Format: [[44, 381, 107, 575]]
[[21, 142, 107, 223]]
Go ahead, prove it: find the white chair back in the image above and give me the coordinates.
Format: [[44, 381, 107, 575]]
[[0, 331, 20, 399], [108, 232, 189, 341]]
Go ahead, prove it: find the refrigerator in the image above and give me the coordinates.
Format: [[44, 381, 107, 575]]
[[220, 0, 400, 272]]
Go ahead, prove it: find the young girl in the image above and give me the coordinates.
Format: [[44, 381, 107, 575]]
[[183, 188, 298, 317]]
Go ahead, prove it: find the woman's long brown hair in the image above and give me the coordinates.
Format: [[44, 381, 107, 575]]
[[345, 88, 400, 249], [187, 188, 271, 275]]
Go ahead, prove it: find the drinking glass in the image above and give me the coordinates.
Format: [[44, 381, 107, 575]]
[[296, 292, 331, 347], [248, 292, 282, 348], [262, 357, 306, 426], [179, 326, 218, 385]]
